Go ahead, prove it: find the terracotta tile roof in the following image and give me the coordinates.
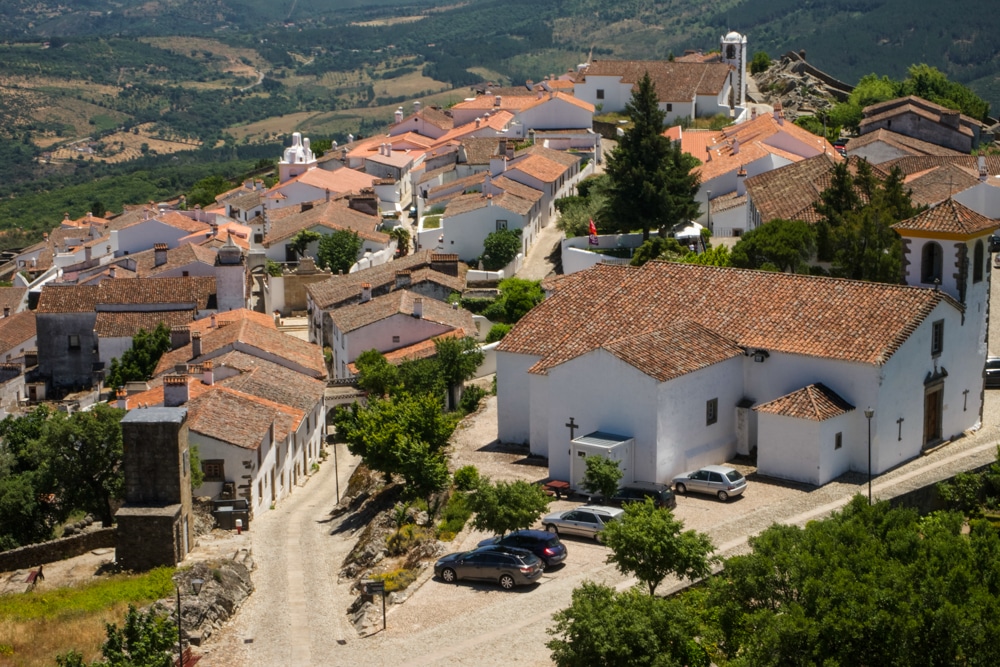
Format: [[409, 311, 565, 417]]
[[460, 138, 504, 165], [0, 287, 27, 314], [498, 262, 953, 371], [39, 277, 216, 314], [330, 289, 473, 334], [427, 173, 484, 200], [263, 198, 388, 246], [491, 175, 545, 203], [745, 154, 886, 223], [710, 191, 746, 214], [123, 376, 214, 410], [517, 144, 582, 168], [846, 129, 966, 159], [188, 308, 276, 334], [594, 321, 744, 382], [154, 318, 326, 378], [0, 311, 36, 352], [578, 60, 733, 100], [128, 243, 218, 277], [861, 96, 978, 138], [221, 188, 265, 211], [408, 106, 454, 131], [94, 310, 196, 338], [754, 383, 855, 420], [508, 154, 570, 183], [346, 329, 465, 374], [275, 167, 376, 196], [120, 211, 208, 234], [435, 111, 515, 144], [877, 155, 1000, 178], [186, 385, 303, 449], [445, 191, 535, 217], [306, 250, 467, 309], [903, 164, 981, 206], [214, 352, 325, 414], [892, 198, 998, 237]]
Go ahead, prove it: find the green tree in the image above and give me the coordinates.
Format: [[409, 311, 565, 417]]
[[397, 357, 446, 399], [604, 72, 701, 241], [484, 323, 511, 343], [547, 583, 709, 667], [389, 225, 411, 257], [288, 229, 321, 259], [629, 237, 688, 267], [57, 604, 176, 667], [434, 336, 484, 410], [0, 407, 58, 548], [580, 455, 622, 502], [750, 51, 770, 74], [353, 349, 401, 398], [188, 444, 205, 490], [35, 403, 126, 526], [901, 63, 990, 121], [680, 244, 731, 266], [187, 174, 232, 209], [482, 277, 544, 324], [316, 229, 362, 273], [105, 323, 172, 390], [467, 478, 551, 536], [601, 499, 716, 595], [481, 228, 522, 270], [730, 219, 815, 273]]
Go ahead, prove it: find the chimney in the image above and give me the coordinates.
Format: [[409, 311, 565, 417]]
[[115, 388, 128, 410], [537, 90, 544, 99], [476, 117, 482, 128], [979, 155, 988, 182], [202, 360, 214, 386], [732, 137, 740, 155], [210, 314, 217, 328], [705, 146, 712, 162], [84, 245, 92, 262], [244, 179, 253, 189], [395, 270, 412, 289], [736, 166, 748, 196], [2, 307, 8, 318], [163, 374, 190, 407], [171, 325, 191, 349], [386, 144, 392, 157], [154, 243, 168, 267], [494, 95, 502, 107], [394, 106, 404, 124], [484, 172, 493, 193], [942, 110, 960, 128], [361, 283, 372, 303], [412, 297, 424, 318], [191, 331, 202, 358], [325, 188, 331, 202], [751, 107, 758, 120], [414, 100, 422, 113], [109, 266, 116, 279]]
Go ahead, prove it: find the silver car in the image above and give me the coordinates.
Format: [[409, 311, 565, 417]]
[[672, 464, 747, 501], [541, 505, 624, 541]]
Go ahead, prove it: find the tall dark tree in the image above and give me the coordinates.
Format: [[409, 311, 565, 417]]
[[105, 323, 172, 390], [730, 218, 815, 273], [604, 72, 701, 241]]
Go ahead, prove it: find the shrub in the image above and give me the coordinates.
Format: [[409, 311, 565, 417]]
[[459, 385, 487, 413], [437, 492, 472, 537], [485, 323, 511, 343], [386, 524, 433, 555], [453, 465, 480, 491], [371, 568, 418, 593]]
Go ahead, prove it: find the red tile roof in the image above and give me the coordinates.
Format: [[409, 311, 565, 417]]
[[498, 262, 953, 372], [37, 277, 216, 313], [754, 383, 855, 420], [0, 311, 36, 352], [892, 198, 998, 237], [595, 321, 744, 382], [94, 310, 197, 338], [331, 289, 473, 334], [263, 198, 388, 246], [186, 385, 303, 449], [578, 60, 732, 100]]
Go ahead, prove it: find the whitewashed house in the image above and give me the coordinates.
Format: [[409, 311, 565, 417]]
[[497, 198, 992, 488]]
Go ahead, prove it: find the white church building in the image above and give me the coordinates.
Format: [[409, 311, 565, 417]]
[[496, 198, 994, 488]]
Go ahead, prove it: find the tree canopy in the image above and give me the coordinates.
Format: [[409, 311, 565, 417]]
[[601, 499, 716, 595], [481, 228, 522, 270], [105, 323, 172, 390], [603, 72, 701, 240], [481, 277, 544, 324], [289, 229, 322, 259], [467, 478, 551, 536], [730, 219, 815, 273], [57, 604, 176, 667], [700, 496, 1000, 666], [580, 455, 622, 502], [316, 229, 362, 273]]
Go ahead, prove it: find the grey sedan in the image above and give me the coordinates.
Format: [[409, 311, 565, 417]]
[[541, 505, 624, 541], [673, 464, 747, 501], [434, 546, 543, 589]]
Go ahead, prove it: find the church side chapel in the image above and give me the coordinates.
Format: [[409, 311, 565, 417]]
[[496, 198, 993, 488]]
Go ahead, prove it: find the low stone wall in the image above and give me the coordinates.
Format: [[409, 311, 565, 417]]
[[888, 460, 995, 514], [0, 527, 116, 572], [592, 120, 620, 140]]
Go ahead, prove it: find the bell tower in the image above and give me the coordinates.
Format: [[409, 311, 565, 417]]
[[720, 31, 748, 108]]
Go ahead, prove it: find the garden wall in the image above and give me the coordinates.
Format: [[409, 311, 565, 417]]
[[0, 527, 116, 572]]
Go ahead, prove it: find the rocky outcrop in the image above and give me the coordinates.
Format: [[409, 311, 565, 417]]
[[752, 51, 854, 121], [162, 560, 254, 646]]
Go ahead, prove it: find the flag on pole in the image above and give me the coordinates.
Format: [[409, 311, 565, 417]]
[[588, 218, 598, 246]]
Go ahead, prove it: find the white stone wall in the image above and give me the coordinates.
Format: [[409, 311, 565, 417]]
[[496, 350, 539, 446]]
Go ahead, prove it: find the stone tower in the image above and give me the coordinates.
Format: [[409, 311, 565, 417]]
[[278, 132, 316, 184], [115, 407, 194, 571], [721, 31, 748, 108]]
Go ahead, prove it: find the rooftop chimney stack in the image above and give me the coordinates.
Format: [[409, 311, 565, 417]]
[[163, 375, 190, 408], [412, 297, 424, 319], [191, 331, 202, 358], [202, 360, 214, 386], [394, 106, 404, 124], [979, 155, 988, 182], [153, 243, 168, 267], [2, 306, 8, 318], [361, 283, 372, 303]]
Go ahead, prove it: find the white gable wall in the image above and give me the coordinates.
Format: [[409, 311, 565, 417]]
[[574, 75, 634, 113], [441, 204, 531, 262], [518, 98, 594, 130], [953, 182, 1000, 219], [758, 415, 822, 485], [496, 350, 538, 446], [114, 221, 199, 257]]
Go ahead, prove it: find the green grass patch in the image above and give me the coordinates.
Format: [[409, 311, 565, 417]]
[[0, 567, 175, 622], [422, 215, 441, 230]]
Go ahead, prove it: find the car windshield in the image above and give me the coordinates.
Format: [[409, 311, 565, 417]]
[[543, 537, 561, 547], [987, 358, 1000, 369], [725, 470, 745, 482]]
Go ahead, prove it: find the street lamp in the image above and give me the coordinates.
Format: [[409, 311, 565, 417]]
[[177, 577, 204, 665], [706, 190, 713, 233], [864, 406, 875, 505]]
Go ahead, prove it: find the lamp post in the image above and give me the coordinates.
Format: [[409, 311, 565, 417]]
[[706, 190, 713, 234], [177, 577, 204, 666], [864, 407, 875, 505]]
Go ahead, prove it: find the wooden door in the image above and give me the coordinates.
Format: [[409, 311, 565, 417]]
[[923, 388, 942, 447]]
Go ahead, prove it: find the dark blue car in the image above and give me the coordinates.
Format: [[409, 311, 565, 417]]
[[477, 529, 568, 568]]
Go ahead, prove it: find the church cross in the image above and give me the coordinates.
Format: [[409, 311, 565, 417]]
[[897, 417, 904, 442], [963, 389, 970, 412], [565, 417, 579, 440]]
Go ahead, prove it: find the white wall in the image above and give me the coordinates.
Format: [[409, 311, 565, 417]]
[[574, 75, 635, 113], [518, 98, 594, 131], [337, 314, 454, 378], [561, 233, 644, 275], [954, 181, 1000, 219], [441, 205, 530, 262], [496, 351, 539, 446], [114, 221, 198, 257], [758, 415, 821, 485]]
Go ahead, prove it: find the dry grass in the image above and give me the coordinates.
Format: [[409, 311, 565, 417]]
[[46, 122, 201, 164], [0, 603, 131, 667], [350, 16, 426, 27], [140, 36, 263, 78]]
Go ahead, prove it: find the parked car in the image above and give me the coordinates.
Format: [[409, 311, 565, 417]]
[[607, 482, 677, 509], [434, 546, 543, 590], [986, 357, 1000, 388], [542, 505, 624, 541], [477, 529, 568, 568], [672, 464, 747, 501]]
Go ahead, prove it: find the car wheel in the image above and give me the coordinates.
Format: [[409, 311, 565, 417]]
[[440, 568, 457, 583], [545, 524, 559, 534], [499, 574, 516, 590], [717, 490, 729, 502], [675, 483, 686, 494]]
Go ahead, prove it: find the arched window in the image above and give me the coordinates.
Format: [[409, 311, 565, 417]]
[[726, 44, 736, 60], [974, 240, 984, 283], [921, 242, 943, 284]]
